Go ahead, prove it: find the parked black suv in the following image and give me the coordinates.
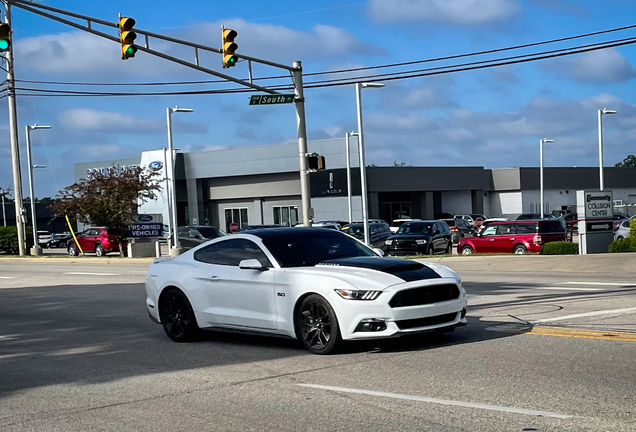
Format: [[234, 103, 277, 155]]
[[440, 218, 475, 244], [384, 220, 452, 256], [344, 221, 392, 249], [177, 225, 226, 250]]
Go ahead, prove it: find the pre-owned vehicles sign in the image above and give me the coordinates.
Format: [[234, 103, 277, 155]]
[[128, 223, 163, 237]]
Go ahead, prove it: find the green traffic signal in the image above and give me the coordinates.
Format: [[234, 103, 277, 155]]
[[126, 45, 137, 57], [0, 39, 9, 51], [0, 23, 11, 53]]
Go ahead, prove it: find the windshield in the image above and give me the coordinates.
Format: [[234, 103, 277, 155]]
[[261, 230, 376, 267], [346, 225, 364, 236], [198, 227, 224, 238], [396, 223, 434, 235]]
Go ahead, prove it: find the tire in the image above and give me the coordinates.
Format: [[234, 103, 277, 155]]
[[95, 243, 106, 257], [461, 246, 473, 255], [514, 245, 527, 255], [295, 294, 341, 355], [445, 241, 452, 255], [427, 245, 435, 256], [617, 236, 624, 241], [159, 288, 200, 343], [68, 243, 79, 256]]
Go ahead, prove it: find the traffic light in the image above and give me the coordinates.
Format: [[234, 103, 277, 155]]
[[119, 17, 137, 60], [0, 23, 11, 52], [222, 28, 238, 68], [307, 153, 326, 171]]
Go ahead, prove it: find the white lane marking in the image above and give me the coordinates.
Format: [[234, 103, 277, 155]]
[[0, 276, 15, 279], [560, 282, 632, 287], [534, 307, 636, 323], [65, 272, 120, 276], [500, 285, 603, 291], [298, 384, 572, 419]]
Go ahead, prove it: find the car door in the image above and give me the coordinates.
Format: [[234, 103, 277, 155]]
[[369, 225, 382, 248], [80, 229, 98, 251], [476, 225, 498, 253], [192, 238, 278, 330], [491, 224, 517, 253], [178, 228, 194, 249]]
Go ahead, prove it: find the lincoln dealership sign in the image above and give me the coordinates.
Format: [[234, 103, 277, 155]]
[[85, 165, 139, 179]]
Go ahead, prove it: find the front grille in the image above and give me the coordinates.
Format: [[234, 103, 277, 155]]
[[395, 312, 458, 330], [389, 284, 460, 308]]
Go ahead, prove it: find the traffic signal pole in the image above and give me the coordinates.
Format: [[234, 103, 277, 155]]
[[292, 61, 312, 226], [2, 1, 26, 255]]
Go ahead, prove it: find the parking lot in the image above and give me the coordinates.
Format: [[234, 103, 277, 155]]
[[1, 255, 635, 431]]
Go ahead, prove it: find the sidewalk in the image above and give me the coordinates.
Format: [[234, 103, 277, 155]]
[[420, 253, 636, 274]]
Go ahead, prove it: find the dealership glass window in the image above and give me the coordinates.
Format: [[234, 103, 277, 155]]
[[381, 202, 411, 223], [273, 206, 298, 227], [224, 207, 249, 232]]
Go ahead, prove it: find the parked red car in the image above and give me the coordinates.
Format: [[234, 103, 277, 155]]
[[67, 227, 120, 257], [458, 219, 566, 255]]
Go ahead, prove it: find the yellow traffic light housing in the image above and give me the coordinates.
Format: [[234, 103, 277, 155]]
[[307, 154, 326, 171], [119, 16, 137, 60], [222, 28, 238, 68], [0, 23, 11, 52]]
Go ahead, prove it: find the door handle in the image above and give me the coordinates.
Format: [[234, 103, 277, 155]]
[[209, 276, 220, 282], [509, 238, 515, 241], [489, 239, 495, 242]]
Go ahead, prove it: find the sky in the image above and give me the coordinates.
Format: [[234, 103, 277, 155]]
[[2, 0, 636, 198]]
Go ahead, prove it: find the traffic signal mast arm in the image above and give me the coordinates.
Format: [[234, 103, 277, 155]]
[[7, 0, 291, 93]]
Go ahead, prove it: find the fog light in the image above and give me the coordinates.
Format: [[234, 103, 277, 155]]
[[355, 318, 387, 332], [460, 308, 466, 318]]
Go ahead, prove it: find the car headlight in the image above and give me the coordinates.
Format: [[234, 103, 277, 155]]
[[415, 239, 427, 245], [385, 239, 393, 245], [334, 289, 382, 300]]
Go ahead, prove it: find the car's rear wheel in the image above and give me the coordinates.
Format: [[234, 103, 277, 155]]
[[461, 246, 474, 255], [68, 243, 79, 256], [514, 245, 527, 254], [95, 243, 105, 257], [617, 236, 624, 240], [296, 294, 341, 355], [159, 288, 199, 342]]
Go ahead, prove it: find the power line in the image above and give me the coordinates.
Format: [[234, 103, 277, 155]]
[[14, 22, 636, 88], [15, 35, 636, 97]]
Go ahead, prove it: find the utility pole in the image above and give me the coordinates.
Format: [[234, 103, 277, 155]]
[[293, 61, 312, 226], [3, 1, 26, 255]]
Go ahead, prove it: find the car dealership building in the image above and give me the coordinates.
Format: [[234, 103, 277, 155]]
[[73, 138, 636, 232]]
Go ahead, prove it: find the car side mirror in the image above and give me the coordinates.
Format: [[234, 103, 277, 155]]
[[372, 248, 385, 257], [239, 259, 267, 270]]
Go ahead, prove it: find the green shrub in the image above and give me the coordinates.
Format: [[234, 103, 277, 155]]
[[539, 241, 578, 255], [608, 236, 636, 253], [630, 218, 636, 238], [0, 227, 34, 255]]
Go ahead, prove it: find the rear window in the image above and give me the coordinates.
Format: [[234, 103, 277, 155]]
[[442, 219, 456, 227], [538, 220, 565, 233], [390, 220, 410, 228]]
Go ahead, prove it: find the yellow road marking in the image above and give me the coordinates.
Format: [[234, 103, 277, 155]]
[[502, 326, 636, 342]]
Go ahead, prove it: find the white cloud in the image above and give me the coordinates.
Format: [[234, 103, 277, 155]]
[[58, 109, 163, 133], [366, 0, 521, 25], [543, 49, 636, 83]]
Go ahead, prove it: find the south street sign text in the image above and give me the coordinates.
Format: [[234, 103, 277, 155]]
[[249, 94, 295, 106]]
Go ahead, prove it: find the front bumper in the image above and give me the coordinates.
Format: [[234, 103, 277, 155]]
[[330, 279, 468, 341]]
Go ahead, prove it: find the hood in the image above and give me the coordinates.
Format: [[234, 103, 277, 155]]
[[388, 234, 433, 240]]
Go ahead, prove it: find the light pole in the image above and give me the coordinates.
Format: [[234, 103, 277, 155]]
[[539, 138, 554, 219], [345, 132, 356, 224], [166, 106, 193, 256], [355, 82, 384, 246], [26, 124, 51, 256], [598, 108, 616, 191]]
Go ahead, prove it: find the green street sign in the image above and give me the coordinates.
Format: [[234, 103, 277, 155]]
[[249, 94, 295, 106]]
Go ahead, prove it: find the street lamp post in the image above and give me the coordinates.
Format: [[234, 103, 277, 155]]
[[598, 108, 616, 191], [26, 124, 51, 256], [166, 106, 193, 257], [539, 138, 554, 219], [345, 132, 356, 224], [355, 82, 384, 246]]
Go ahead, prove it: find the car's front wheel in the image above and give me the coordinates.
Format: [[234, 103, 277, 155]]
[[461, 246, 474, 255], [159, 288, 200, 342], [95, 243, 106, 257], [296, 294, 341, 355]]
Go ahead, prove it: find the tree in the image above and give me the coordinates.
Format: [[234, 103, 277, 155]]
[[50, 166, 162, 255], [615, 155, 636, 167]]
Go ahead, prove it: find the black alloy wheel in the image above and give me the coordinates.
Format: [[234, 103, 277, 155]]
[[159, 289, 199, 342], [95, 243, 105, 257], [296, 295, 341, 355]]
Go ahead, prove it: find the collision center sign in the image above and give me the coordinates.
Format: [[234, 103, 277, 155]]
[[583, 192, 613, 219]]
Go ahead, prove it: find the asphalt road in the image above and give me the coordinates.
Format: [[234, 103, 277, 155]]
[[1, 259, 635, 431]]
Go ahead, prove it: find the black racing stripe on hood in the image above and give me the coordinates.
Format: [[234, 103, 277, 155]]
[[318, 257, 441, 282]]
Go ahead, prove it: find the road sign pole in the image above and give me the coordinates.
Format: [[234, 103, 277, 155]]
[[293, 61, 312, 226], [3, 2, 26, 255]]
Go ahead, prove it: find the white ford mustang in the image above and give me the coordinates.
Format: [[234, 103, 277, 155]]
[[145, 227, 467, 354]]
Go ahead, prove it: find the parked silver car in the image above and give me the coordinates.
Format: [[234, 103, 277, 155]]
[[615, 216, 634, 240]]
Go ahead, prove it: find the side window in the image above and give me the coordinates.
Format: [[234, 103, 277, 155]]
[[190, 230, 201, 239], [178, 228, 189, 238], [482, 226, 497, 236], [194, 239, 272, 267], [516, 223, 537, 234], [496, 225, 516, 235], [370, 226, 378, 235]]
